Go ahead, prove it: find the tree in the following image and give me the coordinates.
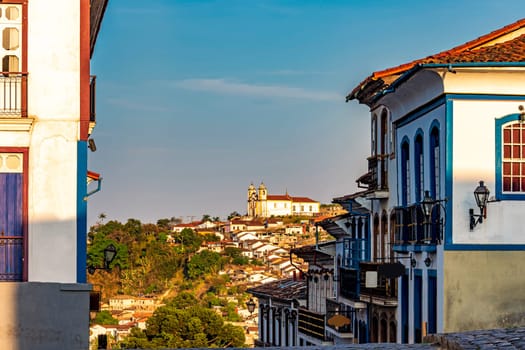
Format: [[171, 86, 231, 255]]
[[201, 214, 211, 222], [92, 310, 118, 325], [185, 250, 223, 279], [227, 211, 241, 220], [123, 303, 245, 348], [97, 212, 107, 225]]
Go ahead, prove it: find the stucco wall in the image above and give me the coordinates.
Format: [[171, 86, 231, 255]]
[[0, 282, 91, 350], [443, 250, 525, 332], [25, 0, 82, 282]]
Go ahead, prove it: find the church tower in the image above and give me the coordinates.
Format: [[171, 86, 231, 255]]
[[257, 182, 267, 217], [247, 183, 257, 217]]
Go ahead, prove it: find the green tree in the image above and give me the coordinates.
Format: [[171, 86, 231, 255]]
[[201, 214, 211, 222], [185, 250, 223, 280], [227, 211, 241, 220], [92, 310, 118, 325]]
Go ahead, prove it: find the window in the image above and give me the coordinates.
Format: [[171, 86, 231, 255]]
[[496, 114, 525, 199], [401, 140, 410, 206], [309, 205, 312, 211], [300, 205, 304, 212], [429, 126, 440, 199], [414, 133, 424, 203], [372, 114, 377, 156]]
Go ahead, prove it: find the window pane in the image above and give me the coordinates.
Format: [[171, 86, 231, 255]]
[[503, 177, 511, 191], [513, 145, 521, 158], [512, 177, 520, 191], [5, 7, 19, 20], [521, 178, 525, 192], [2, 28, 19, 50], [503, 162, 511, 175], [504, 145, 511, 158], [513, 163, 520, 175], [2, 55, 18, 72], [513, 129, 520, 141], [504, 129, 511, 143]]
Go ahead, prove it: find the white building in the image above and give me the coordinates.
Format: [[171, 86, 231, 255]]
[[0, 1, 107, 349], [346, 18, 525, 343]]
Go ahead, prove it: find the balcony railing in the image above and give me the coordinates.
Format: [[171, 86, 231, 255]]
[[359, 262, 397, 301], [298, 308, 326, 341], [0, 236, 23, 281], [394, 205, 442, 246], [357, 155, 389, 195], [326, 299, 354, 336], [0, 73, 27, 118]]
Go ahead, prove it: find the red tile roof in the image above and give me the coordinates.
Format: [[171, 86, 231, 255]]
[[267, 194, 292, 201], [348, 18, 525, 104], [291, 196, 318, 203]]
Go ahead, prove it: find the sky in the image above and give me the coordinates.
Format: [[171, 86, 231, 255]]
[[88, 0, 524, 225]]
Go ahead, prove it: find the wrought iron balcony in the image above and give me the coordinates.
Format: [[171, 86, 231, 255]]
[[356, 154, 389, 198], [0, 236, 23, 281], [359, 262, 397, 305], [0, 73, 27, 118], [298, 308, 326, 341], [325, 299, 354, 338], [393, 205, 442, 249]]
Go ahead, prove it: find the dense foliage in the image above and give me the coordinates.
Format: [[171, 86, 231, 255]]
[[119, 294, 245, 348]]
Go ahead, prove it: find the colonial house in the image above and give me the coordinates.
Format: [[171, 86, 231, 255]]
[[346, 18, 525, 344], [248, 278, 306, 347], [247, 182, 320, 218], [0, 1, 107, 349]]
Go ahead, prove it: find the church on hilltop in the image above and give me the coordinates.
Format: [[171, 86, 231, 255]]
[[247, 182, 320, 218]]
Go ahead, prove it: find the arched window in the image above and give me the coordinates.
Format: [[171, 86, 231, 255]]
[[429, 125, 440, 199], [401, 140, 410, 206], [414, 132, 424, 202], [496, 114, 525, 199], [381, 211, 388, 260], [373, 214, 380, 261]]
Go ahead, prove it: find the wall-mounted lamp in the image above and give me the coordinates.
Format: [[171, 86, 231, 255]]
[[88, 244, 117, 274], [424, 257, 432, 267], [246, 298, 256, 314], [469, 180, 490, 231], [88, 138, 97, 152], [410, 258, 417, 268]]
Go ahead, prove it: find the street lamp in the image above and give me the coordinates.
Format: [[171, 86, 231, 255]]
[[246, 298, 256, 314], [470, 181, 490, 230], [88, 243, 117, 274]]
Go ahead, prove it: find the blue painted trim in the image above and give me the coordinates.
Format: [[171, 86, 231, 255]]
[[77, 141, 88, 283], [414, 268, 423, 276], [446, 94, 525, 102], [445, 98, 454, 246], [494, 113, 525, 200], [393, 244, 437, 253], [444, 243, 525, 251], [428, 269, 437, 277], [395, 96, 446, 128]]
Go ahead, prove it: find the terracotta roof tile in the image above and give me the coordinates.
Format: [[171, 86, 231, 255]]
[[248, 278, 306, 301], [348, 18, 525, 104]]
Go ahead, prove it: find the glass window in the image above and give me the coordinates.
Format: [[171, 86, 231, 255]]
[[401, 141, 410, 206], [414, 134, 424, 203], [501, 121, 525, 192]]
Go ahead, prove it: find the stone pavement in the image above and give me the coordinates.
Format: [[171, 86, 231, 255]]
[[426, 327, 525, 349]]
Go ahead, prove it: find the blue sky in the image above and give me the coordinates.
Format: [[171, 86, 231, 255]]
[[88, 0, 524, 225]]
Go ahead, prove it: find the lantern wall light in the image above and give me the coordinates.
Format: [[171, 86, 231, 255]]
[[88, 244, 117, 275], [469, 180, 490, 231]]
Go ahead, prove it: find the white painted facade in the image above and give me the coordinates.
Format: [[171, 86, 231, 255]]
[[0, 1, 108, 349]]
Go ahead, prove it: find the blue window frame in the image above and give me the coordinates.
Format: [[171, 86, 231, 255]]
[[401, 139, 410, 206], [428, 272, 437, 334], [414, 132, 424, 203], [495, 113, 525, 200], [414, 272, 423, 343], [429, 125, 440, 199]]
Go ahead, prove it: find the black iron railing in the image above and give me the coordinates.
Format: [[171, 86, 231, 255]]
[[298, 308, 326, 341], [326, 299, 354, 334], [394, 205, 442, 245], [0, 73, 27, 117], [359, 262, 397, 300], [0, 236, 23, 281]]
